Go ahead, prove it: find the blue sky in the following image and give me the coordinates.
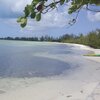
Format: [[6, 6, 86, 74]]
[[0, 0, 100, 37]]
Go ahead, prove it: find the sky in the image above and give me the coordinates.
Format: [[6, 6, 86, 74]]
[[0, 0, 100, 37]]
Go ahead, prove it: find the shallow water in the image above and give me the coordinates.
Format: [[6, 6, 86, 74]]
[[0, 40, 95, 93], [0, 40, 89, 78]]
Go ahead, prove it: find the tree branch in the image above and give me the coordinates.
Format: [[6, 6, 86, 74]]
[[45, 0, 60, 8], [86, 5, 100, 12]]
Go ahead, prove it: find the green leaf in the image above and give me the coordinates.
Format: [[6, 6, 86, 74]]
[[24, 5, 32, 17], [30, 12, 36, 19], [74, 0, 82, 4], [36, 13, 41, 21], [50, 3, 55, 8], [32, 0, 40, 5], [20, 17, 27, 24], [24, 6, 29, 17], [66, 0, 69, 2], [20, 23, 27, 28], [68, 10, 73, 14], [17, 17, 22, 23], [68, 5, 78, 14], [17, 17, 27, 28], [60, 0, 65, 5]]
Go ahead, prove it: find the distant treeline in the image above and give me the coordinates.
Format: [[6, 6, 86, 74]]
[[0, 36, 59, 42], [59, 29, 100, 49], [0, 29, 100, 48]]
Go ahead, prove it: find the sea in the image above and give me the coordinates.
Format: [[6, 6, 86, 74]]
[[0, 40, 89, 78]]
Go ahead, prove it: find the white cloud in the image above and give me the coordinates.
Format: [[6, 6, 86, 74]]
[[87, 11, 100, 22], [11, 0, 32, 13], [25, 5, 71, 32], [0, 0, 71, 37], [0, 0, 32, 18]]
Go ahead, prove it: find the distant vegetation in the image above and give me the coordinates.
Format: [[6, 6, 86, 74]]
[[59, 29, 100, 49], [0, 29, 100, 49], [0, 36, 59, 42]]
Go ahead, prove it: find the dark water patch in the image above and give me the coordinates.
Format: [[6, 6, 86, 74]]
[[0, 41, 88, 78], [0, 56, 70, 78]]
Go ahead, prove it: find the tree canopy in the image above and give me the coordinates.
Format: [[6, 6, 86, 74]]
[[17, 0, 100, 28]]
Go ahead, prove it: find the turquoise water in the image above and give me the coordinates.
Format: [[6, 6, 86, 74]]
[[0, 40, 88, 78]]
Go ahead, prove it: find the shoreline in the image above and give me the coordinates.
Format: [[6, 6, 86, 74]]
[[72, 43, 100, 63], [0, 43, 100, 100], [62, 43, 100, 63]]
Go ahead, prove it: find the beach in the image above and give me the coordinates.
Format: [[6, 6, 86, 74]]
[[0, 43, 100, 100]]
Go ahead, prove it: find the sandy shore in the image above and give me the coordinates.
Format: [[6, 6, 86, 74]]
[[79, 44, 100, 63], [0, 43, 100, 100]]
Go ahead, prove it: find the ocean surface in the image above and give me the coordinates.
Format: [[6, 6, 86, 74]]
[[0, 40, 89, 78]]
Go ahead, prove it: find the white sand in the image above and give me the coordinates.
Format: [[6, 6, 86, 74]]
[[66, 43, 100, 63], [82, 45, 100, 63], [0, 43, 100, 100]]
